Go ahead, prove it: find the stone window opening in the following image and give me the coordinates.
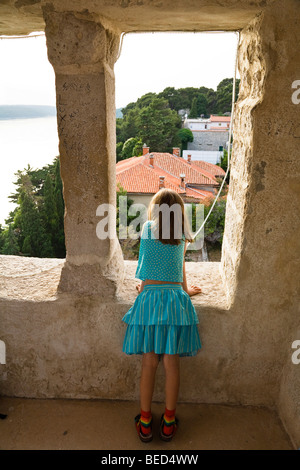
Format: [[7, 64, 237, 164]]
[[37, 24, 239, 300]]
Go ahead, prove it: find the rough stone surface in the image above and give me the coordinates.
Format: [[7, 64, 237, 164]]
[[220, 0, 300, 446], [0, 398, 293, 450], [187, 130, 229, 152], [0, 1, 277, 36], [43, 10, 124, 295]]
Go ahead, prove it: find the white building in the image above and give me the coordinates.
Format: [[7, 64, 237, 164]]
[[183, 115, 231, 162]]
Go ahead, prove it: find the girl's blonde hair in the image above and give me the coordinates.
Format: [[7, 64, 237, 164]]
[[147, 188, 194, 245]]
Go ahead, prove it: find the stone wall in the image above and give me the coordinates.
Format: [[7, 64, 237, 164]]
[[187, 131, 229, 152], [220, 0, 300, 447], [0, 257, 231, 404]]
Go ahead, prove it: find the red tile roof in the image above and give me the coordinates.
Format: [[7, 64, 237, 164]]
[[116, 152, 223, 202], [191, 160, 226, 177], [210, 115, 231, 122]]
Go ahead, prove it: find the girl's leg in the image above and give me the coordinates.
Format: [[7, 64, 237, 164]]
[[161, 354, 180, 438], [162, 354, 180, 410], [140, 351, 159, 411]]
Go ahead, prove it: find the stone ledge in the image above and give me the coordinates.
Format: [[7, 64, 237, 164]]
[[0, 255, 228, 311], [118, 260, 228, 311], [0, 255, 64, 301]]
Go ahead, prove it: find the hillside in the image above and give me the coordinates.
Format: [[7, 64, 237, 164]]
[[0, 105, 124, 121], [0, 105, 57, 120]]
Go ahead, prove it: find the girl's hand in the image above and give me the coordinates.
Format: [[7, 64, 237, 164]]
[[188, 284, 202, 296], [136, 283, 142, 294]]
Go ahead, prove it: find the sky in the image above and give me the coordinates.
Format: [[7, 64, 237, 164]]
[[0, 31, 239, 109]]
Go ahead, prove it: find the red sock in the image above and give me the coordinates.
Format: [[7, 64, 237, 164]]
[[163, 407, 176, 435], [140, 409, 152, 435]]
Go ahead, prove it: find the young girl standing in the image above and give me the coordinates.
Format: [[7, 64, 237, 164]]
[[122, 188, 202, 442]]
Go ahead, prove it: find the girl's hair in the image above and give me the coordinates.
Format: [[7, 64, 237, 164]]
[[147, 188, 194, 245]]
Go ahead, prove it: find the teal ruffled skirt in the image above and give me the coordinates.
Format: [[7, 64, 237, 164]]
[[122, 284, 201, 357]]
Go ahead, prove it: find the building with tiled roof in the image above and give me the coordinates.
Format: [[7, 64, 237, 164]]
[[116, 146, 225, 207], [183, 114, 231, 157]]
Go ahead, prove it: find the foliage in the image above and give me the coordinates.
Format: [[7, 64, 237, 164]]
[[121, 137, 138, 160], [216, 78, 240, 115], [203, 197, 227, 244], [189, 97, 198, 118], [0, 160, 142, 260], [177, 128, 194, 151], [132, 138, 144, 157], [136, 98, 181, 152], [189, 197, 227, 255], [116, 141, 124, 161], [218, 149, 230, 183], [116, 183, 137, 239], [117, 78, 240, 157], [196, 93, 208, 116], [1, 224, 19, 255], [0, 157, 66, 258]]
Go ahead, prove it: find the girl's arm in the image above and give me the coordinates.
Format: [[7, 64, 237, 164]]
[[182, 241, 202, 297], [182, 241, 188, 293]]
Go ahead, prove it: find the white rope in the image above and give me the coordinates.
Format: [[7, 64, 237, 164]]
[[186, 30, 240, 247]]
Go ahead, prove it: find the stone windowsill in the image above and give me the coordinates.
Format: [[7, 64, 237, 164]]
[[0, 255, 228, 310], [118, 261, 228, 310]]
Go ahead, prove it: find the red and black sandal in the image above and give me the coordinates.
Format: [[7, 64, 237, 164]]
[[134, 414, 153, 443], [159, 414, 179, 442]]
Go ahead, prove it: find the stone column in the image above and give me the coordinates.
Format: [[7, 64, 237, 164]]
[[220, 0, 300, 415], [222, 0, 300, 307], [43, 7, 124, 296]]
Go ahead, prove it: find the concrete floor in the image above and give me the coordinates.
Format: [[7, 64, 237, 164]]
[[0, 398, 293, 450]]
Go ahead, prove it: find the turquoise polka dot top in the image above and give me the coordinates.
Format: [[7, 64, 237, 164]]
[[135, 220, 186, 282]]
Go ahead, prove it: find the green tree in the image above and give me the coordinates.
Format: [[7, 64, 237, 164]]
[[52, 158, 65, 257], [43, 174, 57, 232], [54, 158, 64, 225], [116, 183, 136, 233], [218, 149, 230, 183], [204, 198, 227, 244], [132, 139, 143, 157], [1, 224, 19, 255], [136, 92, 157, 109], [121, 101, 137, 117], [158, 87, 180, 110], [7, 158, 65, 258], [121, 137, 138, 160], [0, 224, 4, 253], [16, 184, 53, 257], [137, 98, 181, 152], [196, 93, 208, 116], [120, 108, 139, 142], [117, 183, 142, 259], [189, 97, 198, 118], [177, 128, 194, 151], [116, 141, 124, 161], [116, 117, 126, 143], [216, 78, 240, 114]]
